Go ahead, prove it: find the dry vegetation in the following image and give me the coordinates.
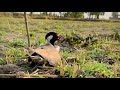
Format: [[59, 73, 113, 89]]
[[0, 17, 120, 78]]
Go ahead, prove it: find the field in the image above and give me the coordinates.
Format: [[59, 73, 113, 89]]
[[0, 17, 120, 78]]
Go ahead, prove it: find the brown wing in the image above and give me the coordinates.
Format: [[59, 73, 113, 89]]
[[30, 44, 62, 66]]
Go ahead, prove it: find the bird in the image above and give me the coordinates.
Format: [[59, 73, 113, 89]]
[[27, 32, 64, 67]]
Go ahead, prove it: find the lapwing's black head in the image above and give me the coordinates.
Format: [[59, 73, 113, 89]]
[[45, 32, 62, 45]]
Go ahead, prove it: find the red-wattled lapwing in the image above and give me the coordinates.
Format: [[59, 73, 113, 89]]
[[27, 32, 64, 67]]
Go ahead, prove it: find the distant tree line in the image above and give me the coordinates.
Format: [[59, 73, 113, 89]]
[[86, 12, 105, 19], [0, 12, 106, 19], [29, 12, 105, 19], [64, 12, 84, 18]]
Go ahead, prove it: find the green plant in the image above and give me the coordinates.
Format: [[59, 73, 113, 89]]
[[112, 31, 120, 42], [80, 61, 114, 77], [0, 58, 6, 65], [65, 32, 84, 47], [4, 47, 27, 64], [87, 48, 104, 60], [60, 50, 72, 58], [30, 36, 45, 47], [8, 39, 27, 47], [56, 64, 78, 78], [30, 32, 35, 37]]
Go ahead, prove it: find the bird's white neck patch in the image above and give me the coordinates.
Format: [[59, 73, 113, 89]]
[[55, 45, 60, 52], [46, 35, 53, 44]]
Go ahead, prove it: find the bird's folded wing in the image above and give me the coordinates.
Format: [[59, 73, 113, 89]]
[[32, 45, 62, 66]]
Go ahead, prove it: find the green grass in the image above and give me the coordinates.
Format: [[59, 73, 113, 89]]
[[4, 47, 27, 64], [80, 61, 113, 78], [7, 39, 27, 47], [0, 17, 120, 78]]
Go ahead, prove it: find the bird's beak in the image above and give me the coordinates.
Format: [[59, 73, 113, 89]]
[[57, 35, 65, 43], [57, 35, 61, 40]]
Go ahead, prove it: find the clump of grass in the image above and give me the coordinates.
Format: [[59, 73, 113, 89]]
[[86, 48, 105, 60], [31, 36, 45, 47], [30, 32, 35, 37], [53, 24, 63, 29], [4, 47, 27, 64], [0, 32, 6, 43], [57, 58, 114, 78], [64, 32, 84, 50], [64, 64, 79, 78], [36, 36, 45, 44], [56, 63, 79, 78], [0, 58, 6, 65], [64, 32, 98, 50], [98, 32, 120, 42], [78, 60, 114, 78], [8, 39, 27, 47], [111, 31, 120, 42], [60, 50, 72, 58]]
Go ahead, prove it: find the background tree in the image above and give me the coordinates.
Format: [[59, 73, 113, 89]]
[[112, 12, 118, 19], [59, 12, 62, 18], [49, 12, 52, 16], [30, 12, 33, 16], [43, 12, 48, 15], [64, 12, 73, 18], [93, 12, 105, 19], [40, 12, 42, 15], [87, 12, 105, 19], [72, 12, 84, 18], [64, 12, 84, 18], [43, 12, 48, 19]]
